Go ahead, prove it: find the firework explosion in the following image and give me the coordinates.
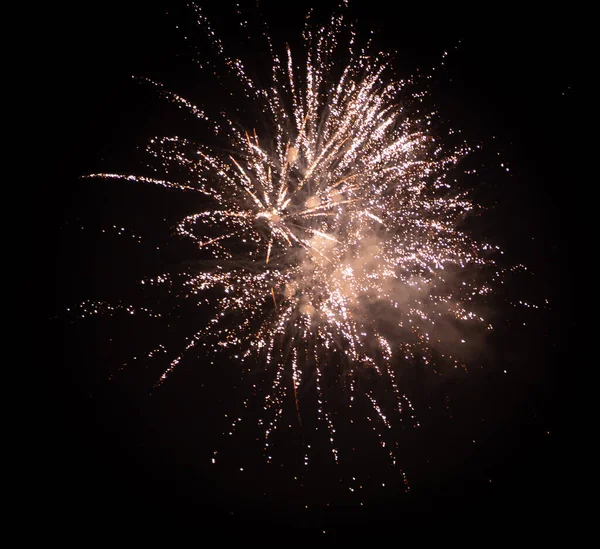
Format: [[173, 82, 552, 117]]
[[76, 4, 513, 492]]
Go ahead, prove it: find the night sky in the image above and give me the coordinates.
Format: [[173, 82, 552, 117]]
[[44, 0, 577, 534]]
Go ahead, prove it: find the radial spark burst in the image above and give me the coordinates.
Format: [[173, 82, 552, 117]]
[[79, 5, 508, 486]]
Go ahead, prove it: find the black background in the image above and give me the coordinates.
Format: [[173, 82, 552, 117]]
[[43, 0, 578, 535]]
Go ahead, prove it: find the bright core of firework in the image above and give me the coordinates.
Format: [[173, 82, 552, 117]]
[[84, 7, 500, 477]]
